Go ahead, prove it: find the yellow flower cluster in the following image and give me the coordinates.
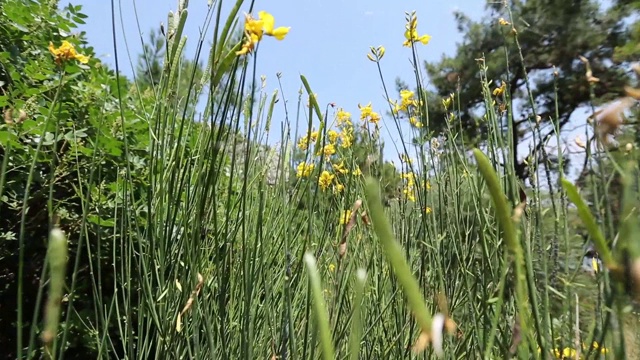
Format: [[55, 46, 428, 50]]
[[402, 172, 417, 202], [318, 171, 335, 191], [48, 40, 90, 65], [401, 172, 433, 205], [295, 106, 363, 194], [390, 89, 423, 128], [544, 341, 609, 359], [358, 102, 381, 125], [403, 11, 431, 47], [296, 161, 315, 178], [237, 11, 290, 56]]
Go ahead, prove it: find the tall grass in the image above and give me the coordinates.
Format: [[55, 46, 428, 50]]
[[16, 0, 640, 359]]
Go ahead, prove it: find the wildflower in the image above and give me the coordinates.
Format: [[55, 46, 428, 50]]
[[260, 11, 290, 39], [403, 12, 431, 47], [327, 129, 340, 144], [358, 102, 381, 124], [318, 171, 334, 191], [310, 131, 319, 142], [318, 143, 336, 158], [328, 263, 336, 272], [425, 207, 432, 214], [359, 102, 374, 120], [297, 134, 310, 150], [367, 45, 386, 62], [48, 40, 90, 65], [389, 99, 402, 115], [400, 154, 413, 164], [409, 116, 423, 128], [423, 180, 432, 190], [352, 166, 362, 176], [403, 187, 416, 202], [400, 89, 418, 109], [296, 162, 315, 178], [402, 172, 416, 187], [340, 131, 353, 148], [369, 111, 381, 124], [498, 18, 510, 26], [332, 161, 349, 175], [336, 108, 352, 125], [561, 347, 576, 358], [493, 82, 506, 97], [236, 11, 290, 56], [333, 182, 345, 194]]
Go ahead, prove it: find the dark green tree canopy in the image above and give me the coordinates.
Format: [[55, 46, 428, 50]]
[[420, 0, 637, 179]]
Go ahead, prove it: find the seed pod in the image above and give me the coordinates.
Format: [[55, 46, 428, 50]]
[[41, 228, 68, 347]]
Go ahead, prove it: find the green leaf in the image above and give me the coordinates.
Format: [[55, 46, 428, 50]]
[[87, 214, 116, 227]]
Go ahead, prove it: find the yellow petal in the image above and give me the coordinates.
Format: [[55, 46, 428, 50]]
[[75, 53, 90, 64], [418, 34, 431, 45], [270, 26, 290, 40], [259, 11, 275, 34], [245, 19, 264, 38]]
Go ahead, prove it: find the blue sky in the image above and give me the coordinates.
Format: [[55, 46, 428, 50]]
[[59, 0, 490, 165], [58, 0, 597, 182]]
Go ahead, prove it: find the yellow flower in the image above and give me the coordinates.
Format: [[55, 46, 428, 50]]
[[332, 161, 349, 175], [328, 263, 336, 272], [318, 143, 336, 158], [297, 134, 310, 150], [310, 131, 319, 142], [318, 171, 335, 191], [403, 187, 416, 202], [333, 182, 344, 194], [561, 347, 576, 358], [409, 116, 422, 128], [402, 172, 416, 187], [403, 12, 431, 47], [400, 89, 415, 103], [369, 111, 381, 124], [296, 161, 315, 178], [259, 11, 290, 40], [327, 129, 340, 144], [424, 207, 432, 214], [358, 102, 374, 120], [237, 11, 290, 56], [423, 180, 432, 190], [336, 108, 352, 125], [244, 14, 264, 40], [48, 40, 90, 65], [340, 131, 353, 148], [498, 18, 511, 26], [389, 99, 402, 115], [339, 210, 352, 225], [352, 166, 362, 176], [493, 82, 506, 97], [358, 102, 381, 124]]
